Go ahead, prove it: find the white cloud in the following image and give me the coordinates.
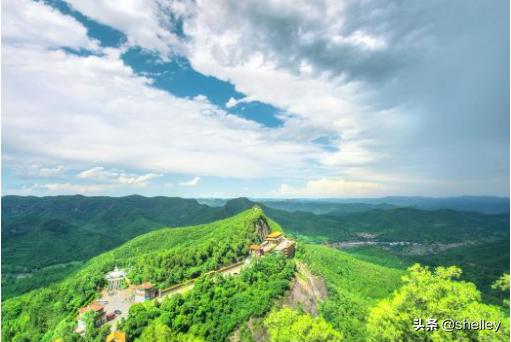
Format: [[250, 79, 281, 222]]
[[9, 166, 162, 196], [20, 182, 114, 195], [118, 173, 160, 185], [64, 0, 184, 58], [178, 176, 200, 186], [185, 19, 392, 174], [225, 97, 238, 108], [78, 166, 160, 186], [276, 178, 383, 198], [36, 166, 66, 178], [225, 97, 252, 108], [2, 0, 98, 50], [8, 163, 67, 178], [78, 166, 119, 180], [332, 30, 387, 51]]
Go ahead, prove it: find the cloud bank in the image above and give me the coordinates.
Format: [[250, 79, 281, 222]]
[[1, 0, 508, 197]]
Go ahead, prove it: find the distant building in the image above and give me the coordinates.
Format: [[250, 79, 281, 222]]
[[249, 244, 264, 257], [105, 266, 126, 293], [265, 231, 283, 244], [134, 282, 157, 302], [284, 240, 296, 258], [273, 239, 296, 258], [76, 302, 106, 333], [106, 331, 127, 342]]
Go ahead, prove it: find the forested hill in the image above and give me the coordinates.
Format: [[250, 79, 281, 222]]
[[2, 195, 252, 298], [2, 207, 285, 341]]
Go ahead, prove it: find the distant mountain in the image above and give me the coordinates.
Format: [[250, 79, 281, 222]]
[[265, 206, 509, 243], [1, 195, 252, 298], [312, 196, 509, 214], [2, 195, 215, 269], [260, 199, 397, 215], [196, 198, 228, 207], [199, 196, 510, 215]]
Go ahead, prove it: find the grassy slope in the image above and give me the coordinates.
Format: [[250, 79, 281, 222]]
[[342, 245, 414, 270], [297, 244, 404, 340], [298, 244, 403, 306]]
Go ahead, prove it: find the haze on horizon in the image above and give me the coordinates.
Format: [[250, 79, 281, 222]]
[[1, 0, 509, 199]]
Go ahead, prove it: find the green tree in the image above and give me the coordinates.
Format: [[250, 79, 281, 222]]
[[83, 312, 110, 342], [491, 273, 510, 307], [367, 264, 510, 341], [137, 321, 204, 342], [137, 321, 174, 342], [48, 320, 80, 342], [264, 307, 342, 342]]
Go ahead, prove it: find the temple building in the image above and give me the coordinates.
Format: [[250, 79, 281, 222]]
[[283, 240, 296, 258], [265, 231, 283, 244], [274, 239, 296, 258], [249, 244, 264, 257], [76, 302, 106, 333], [105, 266, 126, 293], [134, 282, 157, 302]]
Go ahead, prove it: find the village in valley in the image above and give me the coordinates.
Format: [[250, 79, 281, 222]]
[[75, 229, 296, 342]]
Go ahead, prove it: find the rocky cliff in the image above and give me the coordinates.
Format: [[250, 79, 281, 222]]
[[284, 261, 328, 316], [254, 215, 271, 241]]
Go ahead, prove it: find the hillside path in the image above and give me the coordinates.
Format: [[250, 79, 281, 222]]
[[104, 257, 251, 329]]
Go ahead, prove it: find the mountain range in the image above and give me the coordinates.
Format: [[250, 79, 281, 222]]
[[2, 205, 509, 342], [2, 195, 509, 303]]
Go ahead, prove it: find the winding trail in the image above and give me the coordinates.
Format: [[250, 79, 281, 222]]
[[159, 257, 251, 299]]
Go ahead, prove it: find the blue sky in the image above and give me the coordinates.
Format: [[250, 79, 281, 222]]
[[1, 0, 509, 198]]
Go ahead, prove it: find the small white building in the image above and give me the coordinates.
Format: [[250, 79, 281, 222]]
[[105, 266, 126, 293]]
